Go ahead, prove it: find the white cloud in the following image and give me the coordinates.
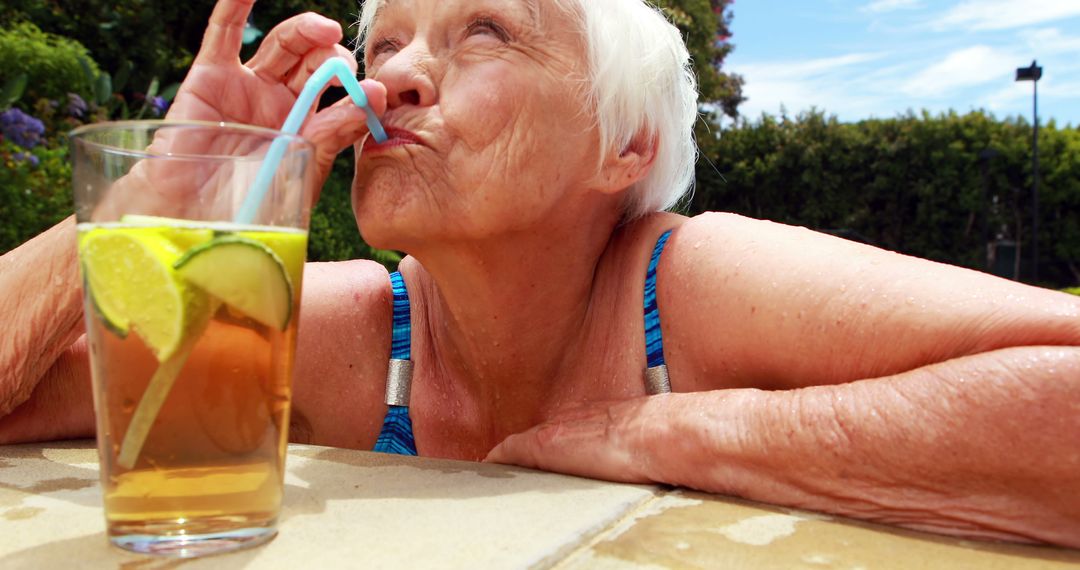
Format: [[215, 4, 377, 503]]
[[980, 82, 1032, 114], [747, 53, 884, 81], [726, 2, 1080, 125], [1019, 27, 1080, 56], [902, 45, 1015, 97], [860, 0, 922, 14], [735, 53, 898, 120], [935, 0, 1080, 31]]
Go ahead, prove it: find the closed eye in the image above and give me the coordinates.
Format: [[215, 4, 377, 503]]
[[465, 16, 510, 43], [370, 37, 401, 57]]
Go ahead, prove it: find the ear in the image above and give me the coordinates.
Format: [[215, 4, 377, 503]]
[[593, 130, 658, 195]]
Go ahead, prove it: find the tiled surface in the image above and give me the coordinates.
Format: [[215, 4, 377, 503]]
[[2, 441, 1078, 569], [0, 441, 656, 569], [557, 492, 1080, 570]]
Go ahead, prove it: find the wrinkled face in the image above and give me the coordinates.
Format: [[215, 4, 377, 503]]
[[353, 0, 602, 250]]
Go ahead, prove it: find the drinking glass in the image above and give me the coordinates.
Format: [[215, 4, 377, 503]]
[[71, 120, 315, 557]]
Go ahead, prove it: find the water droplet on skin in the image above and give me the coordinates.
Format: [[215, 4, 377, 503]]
[[693, 240, 703, 249]]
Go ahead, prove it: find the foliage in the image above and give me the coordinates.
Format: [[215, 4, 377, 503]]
[[250, 0, 366, 47], [1062, 287, 1080, 296], [655, 0, 744, 121], [1, 0, 210, 100], [0, 139, 73, 251], [0, 22, 100, 102], [693, 109, 1080, 287]]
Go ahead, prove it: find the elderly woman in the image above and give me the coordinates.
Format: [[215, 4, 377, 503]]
[[2, 0, 1079, 547]]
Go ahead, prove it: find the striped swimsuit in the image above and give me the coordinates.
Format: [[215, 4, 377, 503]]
[[373, 229, 674, 455]]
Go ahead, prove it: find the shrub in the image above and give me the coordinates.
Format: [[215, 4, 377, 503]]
[[0, 139, 73, 252], [0, 22, 99, 103], [2, 1, 207, 100]]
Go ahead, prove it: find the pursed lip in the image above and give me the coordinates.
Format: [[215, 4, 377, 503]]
[[363, 126, 425, 153]]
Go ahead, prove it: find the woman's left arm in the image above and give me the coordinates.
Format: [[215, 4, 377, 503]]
[[488, 345, 1080, 546], [489, 213, 1080, 546]]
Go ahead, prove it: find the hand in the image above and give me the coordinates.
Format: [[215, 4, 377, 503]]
[[169, 0, 387, 189], [485, 396, 670, 485]]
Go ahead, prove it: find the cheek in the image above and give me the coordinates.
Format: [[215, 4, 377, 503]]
[[441, 67, 520, 151]]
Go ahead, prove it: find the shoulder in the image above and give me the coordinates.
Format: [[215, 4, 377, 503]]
[[655, 212, 864, 390], [661, 212, 868, 294], [292, 260, 393, 449], [297, 258, 393, 364], [301, 259, 392, 305]]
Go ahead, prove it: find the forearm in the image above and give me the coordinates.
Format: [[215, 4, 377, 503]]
[[0, 337, 95, 444], [657, 346, 1080, 546], [0, 216, 86, 415]]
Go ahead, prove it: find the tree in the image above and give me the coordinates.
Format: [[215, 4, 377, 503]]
[[655, 0, 745, 120]]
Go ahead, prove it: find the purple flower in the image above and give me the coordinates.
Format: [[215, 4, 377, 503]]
[[13, 152, 40, 167], [67, 93, 88, 118], [0, 108, 45, 149], [150, 96, 169, 117]]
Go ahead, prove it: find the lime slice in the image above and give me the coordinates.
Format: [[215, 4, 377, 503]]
[[80, 228, 210, 361], [84, 270, 130, 339], [175, 236, 294, 331], [119, 215, 215, 250]]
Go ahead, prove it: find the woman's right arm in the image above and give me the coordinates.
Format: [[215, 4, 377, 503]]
[[0, 0, 386, 443], [0, 216, 95, 442]]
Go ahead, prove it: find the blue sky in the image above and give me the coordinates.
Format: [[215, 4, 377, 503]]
[[724, 0, 1080, 126]]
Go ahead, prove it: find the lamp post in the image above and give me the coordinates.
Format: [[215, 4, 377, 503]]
[[1015, 60, 1042, 282]]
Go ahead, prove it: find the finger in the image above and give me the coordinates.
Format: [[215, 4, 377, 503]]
[[299, 96, 373, 197], [196, 0, 256, 65], [485, 418, 644, 483], [485, 397, 665, 484], [247, 12, 344, 83], [285, 44, 358, 94], [300, 80, 386, 147], [303, 100, 367, 165]]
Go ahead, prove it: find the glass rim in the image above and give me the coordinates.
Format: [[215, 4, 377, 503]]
[[69, 119, 315, 161]]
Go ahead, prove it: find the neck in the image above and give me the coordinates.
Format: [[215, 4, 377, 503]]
[[404, 203, 622, 437]]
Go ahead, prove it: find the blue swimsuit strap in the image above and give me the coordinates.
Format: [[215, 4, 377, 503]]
[[375, 230, 672, 454], [643, 229, 674, 393], [373, 271, 418, 456], [389, 271, 412, 360]]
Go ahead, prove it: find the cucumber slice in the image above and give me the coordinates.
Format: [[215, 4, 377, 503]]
[[174, 236, 293, 331]]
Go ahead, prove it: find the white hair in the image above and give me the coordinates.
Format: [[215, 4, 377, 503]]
[[356, 0, 699, 218]]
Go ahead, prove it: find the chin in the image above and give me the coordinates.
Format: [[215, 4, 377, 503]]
[[350, 192, 428, 254]]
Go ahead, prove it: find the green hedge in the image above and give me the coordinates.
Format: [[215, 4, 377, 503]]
[[0, 22, 100, 102], [694, 110, 1080, 287]]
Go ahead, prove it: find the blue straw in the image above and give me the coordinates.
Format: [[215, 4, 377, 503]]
[[235, 58, 387, 224]]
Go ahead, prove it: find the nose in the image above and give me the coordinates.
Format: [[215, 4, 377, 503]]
[[375, 44, 438, 110]]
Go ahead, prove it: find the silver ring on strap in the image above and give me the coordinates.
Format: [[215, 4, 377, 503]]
[[644, 364, 671, 395], [385, 359, 414, 406]]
